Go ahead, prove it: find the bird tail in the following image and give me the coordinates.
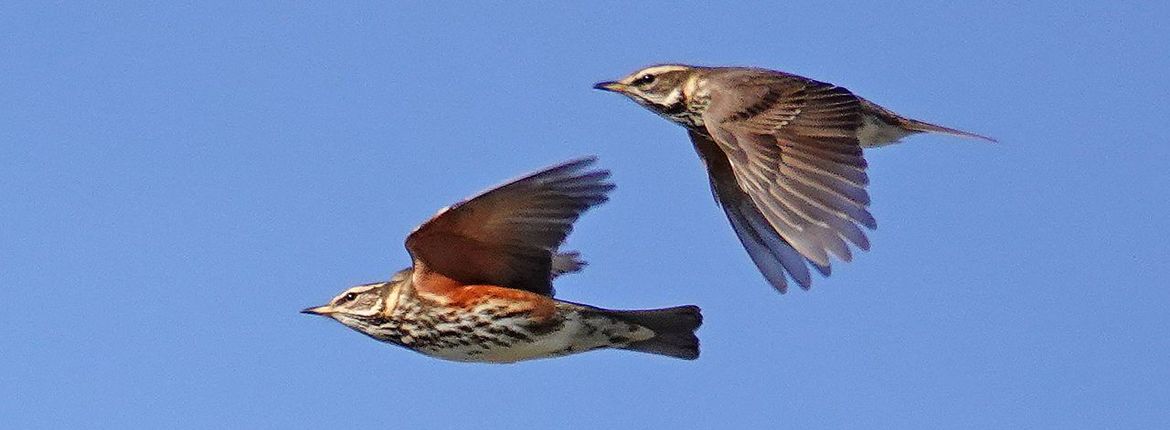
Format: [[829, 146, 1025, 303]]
[[861, 98, 996, 143], [897, 116, 998, 143], [608, 305, 703, 360]]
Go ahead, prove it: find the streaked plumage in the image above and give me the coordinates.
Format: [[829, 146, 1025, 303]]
[[596, 64, 994, 293], [303, 157, 702, 362]]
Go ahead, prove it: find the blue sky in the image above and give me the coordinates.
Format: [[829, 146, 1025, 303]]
[[2, 2, 1167, 428]]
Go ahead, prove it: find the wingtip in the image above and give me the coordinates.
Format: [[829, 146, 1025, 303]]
[[768, 273, 813, 294], [810, 260, 831, 277], [559, 155, 600, 170], [793, 273, 814, 291], [552, 156, 614, 185]]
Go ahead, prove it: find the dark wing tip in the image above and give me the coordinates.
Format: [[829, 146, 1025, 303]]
[[540, 155, 601, 177]]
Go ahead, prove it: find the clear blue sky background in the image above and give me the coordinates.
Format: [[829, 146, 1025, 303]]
[[2, 2, 1167, 428]]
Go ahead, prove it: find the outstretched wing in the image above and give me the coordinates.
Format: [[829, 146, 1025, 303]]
[[694, 68, 875, 292], [405, 157, 614, 296]]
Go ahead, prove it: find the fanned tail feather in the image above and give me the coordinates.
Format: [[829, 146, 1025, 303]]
[[609, 305, 703, 360]]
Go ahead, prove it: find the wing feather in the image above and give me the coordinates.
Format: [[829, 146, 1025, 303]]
[[690, 68, 877, 289], [405, 157, 613, 296]]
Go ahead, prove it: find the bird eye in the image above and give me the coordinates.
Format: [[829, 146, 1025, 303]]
[[632, 74, 656, 86], [341, 292, 358, 303]]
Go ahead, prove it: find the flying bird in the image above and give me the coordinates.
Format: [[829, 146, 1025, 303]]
[[595, 64, 994, 293], [303, 157, 702, 362]]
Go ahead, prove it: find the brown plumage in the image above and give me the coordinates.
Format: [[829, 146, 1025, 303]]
[[596, 64, 993, 293], [303, 157, 702, 362]]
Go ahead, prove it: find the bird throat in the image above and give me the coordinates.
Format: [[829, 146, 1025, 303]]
[[656, 100, 704, 128]]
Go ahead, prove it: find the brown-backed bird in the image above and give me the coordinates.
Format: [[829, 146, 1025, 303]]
[[596, 65, 994, 292]]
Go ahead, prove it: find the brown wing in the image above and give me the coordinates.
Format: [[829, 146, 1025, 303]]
[[689, 130, 810, 293], [405, 157, 613, 296], [695, 68, 876, 291]]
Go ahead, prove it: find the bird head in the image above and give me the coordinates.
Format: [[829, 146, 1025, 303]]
[[594, 64, 701, 116], [302, 269, 411, 329]]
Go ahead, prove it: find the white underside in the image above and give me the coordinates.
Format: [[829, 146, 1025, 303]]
[[857, 114, 912, 148], [421, 310, 655, 363]]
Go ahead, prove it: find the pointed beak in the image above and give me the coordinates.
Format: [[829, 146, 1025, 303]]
[[301, 305, 332, 316], [593, 81, 626, 93]]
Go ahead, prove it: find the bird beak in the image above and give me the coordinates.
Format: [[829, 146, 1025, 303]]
[[593, 81, 626, 93], [301, 305, 332, 316]]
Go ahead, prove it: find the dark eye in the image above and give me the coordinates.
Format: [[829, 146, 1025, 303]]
[[341, 293, 358, 303], [632, 74, 656, 86]]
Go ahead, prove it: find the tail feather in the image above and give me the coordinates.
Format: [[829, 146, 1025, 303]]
[[861, 98, 996, 143], [608, 305, 703, 360], [898, 117, 998, 143]]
